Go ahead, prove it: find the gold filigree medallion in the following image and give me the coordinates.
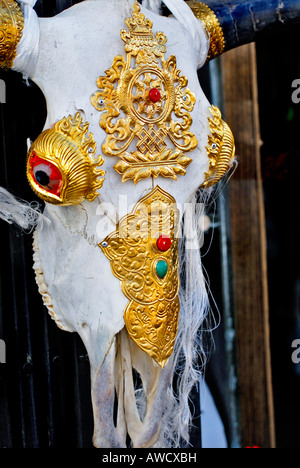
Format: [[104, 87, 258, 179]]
[[91, 0, 197, 184], [100, 186, 180, 368], [0, 0, 24, 69]]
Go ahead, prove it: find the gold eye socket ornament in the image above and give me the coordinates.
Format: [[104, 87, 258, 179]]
[[91, 0, 197, 184], [26, 113, 105, 206]]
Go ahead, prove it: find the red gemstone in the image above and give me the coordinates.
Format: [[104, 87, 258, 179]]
[[149, 88, 161, 103], [156, 235, 172, 252]]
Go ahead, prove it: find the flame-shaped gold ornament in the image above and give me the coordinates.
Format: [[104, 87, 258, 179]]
[[27, 113, 105, 206]]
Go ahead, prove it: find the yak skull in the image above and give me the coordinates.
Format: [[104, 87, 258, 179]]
[[0, 0, 236, 448]]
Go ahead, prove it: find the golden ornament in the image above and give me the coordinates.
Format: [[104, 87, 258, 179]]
[[186, 1, 225, 61], [91, 0, 197, 184], [100, 185, 180, 368], [0, 0, 24, 69], [27, 112, 105, 206], [202, 106, 235, 188]]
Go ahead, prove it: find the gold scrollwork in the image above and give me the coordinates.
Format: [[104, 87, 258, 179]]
[[0, 0, 24, 69], [91, 0, 197, 184], [202, 105, 235, 188], [186, 1, 225, 61], [100, 186, 180, 368], [27, 113, 105, 206]]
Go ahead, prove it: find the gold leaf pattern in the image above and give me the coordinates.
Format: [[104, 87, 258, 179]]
[[114, 147, 193, 183]]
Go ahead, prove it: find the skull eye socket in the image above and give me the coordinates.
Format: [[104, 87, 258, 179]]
[[30, 152, 63, 196]]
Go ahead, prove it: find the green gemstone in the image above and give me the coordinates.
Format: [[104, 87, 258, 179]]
[[156, 260, 168, 279]]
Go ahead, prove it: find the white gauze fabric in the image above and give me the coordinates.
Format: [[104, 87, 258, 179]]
[[0, 187, 45, 231], [143, 0, 209, 69], [13, 0, 40, 80]]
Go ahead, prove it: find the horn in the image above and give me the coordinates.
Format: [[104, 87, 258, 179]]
[[185, 0, 300, 60]]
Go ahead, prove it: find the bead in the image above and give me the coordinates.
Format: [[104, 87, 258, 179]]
[[156, 260, 168, 279], [101, 241, 108, 248], [156, 235, 171, 252], [149, 88, 161, 103]]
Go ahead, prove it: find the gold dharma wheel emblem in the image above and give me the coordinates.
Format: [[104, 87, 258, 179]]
[[91, 0, 198, 184]]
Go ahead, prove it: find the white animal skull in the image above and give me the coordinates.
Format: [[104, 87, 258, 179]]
[[1, 0, 232, 448]]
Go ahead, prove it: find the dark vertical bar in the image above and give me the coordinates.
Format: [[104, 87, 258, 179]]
[[40, 306, 55, 447], [73, 336, 94, 449], [189, 382, 202, 448]]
